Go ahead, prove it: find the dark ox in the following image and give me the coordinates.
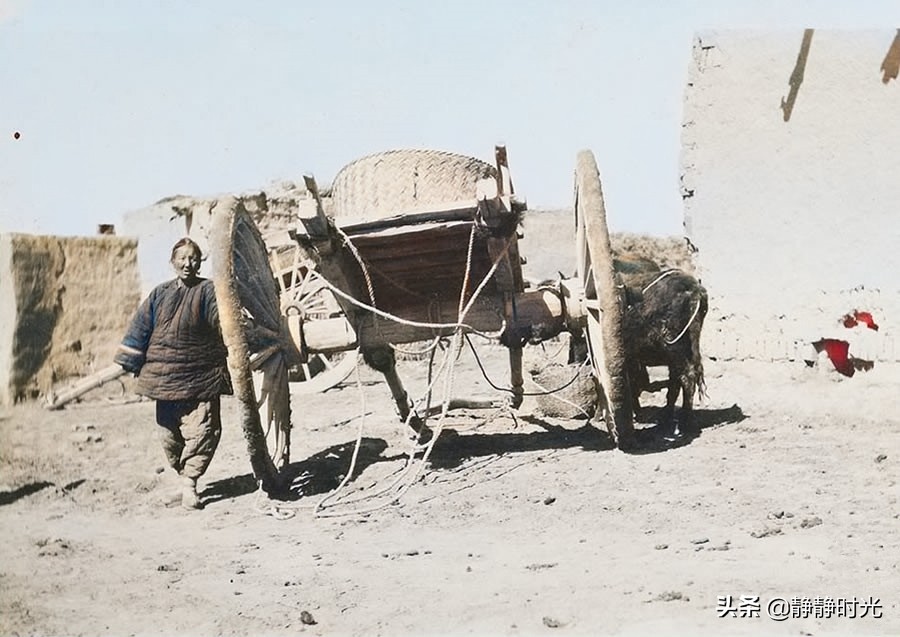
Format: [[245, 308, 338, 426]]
[[570, 253, 707, 434], [622, 266, 708, 433]]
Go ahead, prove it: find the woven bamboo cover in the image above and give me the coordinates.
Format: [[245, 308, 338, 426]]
[[330, 149, 497, 220]]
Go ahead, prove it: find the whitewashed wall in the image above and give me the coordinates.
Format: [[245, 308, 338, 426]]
[[681, 30, 900, 363]]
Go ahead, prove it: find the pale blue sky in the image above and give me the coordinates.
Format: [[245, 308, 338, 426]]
[[2, 1, 899, 237]]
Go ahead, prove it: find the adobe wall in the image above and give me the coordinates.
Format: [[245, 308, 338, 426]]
[[681, 30, 900, 362], [0, 234, 141, 405]]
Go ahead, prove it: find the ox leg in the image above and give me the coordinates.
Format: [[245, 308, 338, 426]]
[[362, 346, 431, 442], [664, 366, 681, 433], [629, 363, 649, 420], [678, 387, 694, 436], [677, 373, 698, 437], [667, 365, 697, 437]]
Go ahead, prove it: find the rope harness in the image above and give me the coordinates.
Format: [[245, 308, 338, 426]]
[[665, 297, 703, 346], [253, 222, 598, 519], [637, 269, 702, 346]]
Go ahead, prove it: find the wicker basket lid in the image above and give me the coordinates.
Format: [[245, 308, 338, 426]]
[[330, 148, 497, 220]]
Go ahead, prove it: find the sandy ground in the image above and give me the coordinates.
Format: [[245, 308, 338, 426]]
[[1, 340, 898, 637]]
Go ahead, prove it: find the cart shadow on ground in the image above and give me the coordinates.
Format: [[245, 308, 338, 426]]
[[201, 437, 402, 505], [628, 403, 747, 453], [420, 401, 748, 466], [424, 420, 613, 470], [201, 403, 746, 505]]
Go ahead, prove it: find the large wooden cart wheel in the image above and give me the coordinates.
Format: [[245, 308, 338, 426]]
[[574, 150, 635, 449], [267, 241, 358, 393], [210, 198, 303, 492]]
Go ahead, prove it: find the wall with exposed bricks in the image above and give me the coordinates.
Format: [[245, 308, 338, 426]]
[[681, 30, 900, 364]]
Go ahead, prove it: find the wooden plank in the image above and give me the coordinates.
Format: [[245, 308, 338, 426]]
[[338, 205, 478, 234]]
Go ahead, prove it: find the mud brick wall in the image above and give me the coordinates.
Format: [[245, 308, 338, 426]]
[[681, 30, 900, 362], [0, 234, 141, 405]]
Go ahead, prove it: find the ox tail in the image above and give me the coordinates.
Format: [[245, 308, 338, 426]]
[[692, 286, 709, 401]]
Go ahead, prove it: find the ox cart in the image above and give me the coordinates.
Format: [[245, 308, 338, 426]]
[[210, 147, 634, 494]]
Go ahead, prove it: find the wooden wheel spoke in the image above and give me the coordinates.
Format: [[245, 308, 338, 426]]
[[294, 268, 318, 300], [302, 300, 330, 316], [267, 244, 356, 393], [289, 244, 301, 292]]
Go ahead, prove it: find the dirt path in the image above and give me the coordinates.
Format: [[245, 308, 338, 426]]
[[1, 345, 898, 636]]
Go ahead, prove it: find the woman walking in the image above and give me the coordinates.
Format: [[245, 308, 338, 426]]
[[115, 237, 232, 509]]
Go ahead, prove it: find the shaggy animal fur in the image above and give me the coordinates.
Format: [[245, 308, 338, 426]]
[[622, 269, 708, 431]]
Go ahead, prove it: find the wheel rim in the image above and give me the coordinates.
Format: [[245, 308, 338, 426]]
[[210, 199, 302, 491], [573, 150, 635, 448], [267, 241, 358, 394]]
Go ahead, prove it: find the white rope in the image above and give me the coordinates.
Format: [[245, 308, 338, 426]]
[[257, 222, 517, 520], [336, 226, 377, 306], [253, 481, 297, 519], [637, 268, 701, 346], [312, 231, 512, 517], [459, 235, 514, 320], [391, 335, 443, 358], [526, 362, 593, 420], [389, 330, 463, 499], [313, 362, 370, 512], [313, 337, 460, 517], [666, 297, 703, 346], [319, 276, 481, 331], [315, 233, 513, 332], [540, 337, 570, 365], [313, 319, 465, 517], [458, 224, 477, 317], [251, 357, 372, 519], [641, 269, 679, 294]]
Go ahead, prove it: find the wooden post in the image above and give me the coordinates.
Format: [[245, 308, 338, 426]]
[[302, 174, 332, 238]]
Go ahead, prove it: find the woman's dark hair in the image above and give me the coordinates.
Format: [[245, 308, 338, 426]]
[[170, 237, 203, 261]]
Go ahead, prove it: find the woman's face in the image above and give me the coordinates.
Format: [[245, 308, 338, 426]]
[[171, 245, 202, 283]]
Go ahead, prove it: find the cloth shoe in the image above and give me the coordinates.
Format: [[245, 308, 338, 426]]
[[180, 476, 203, 510]]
